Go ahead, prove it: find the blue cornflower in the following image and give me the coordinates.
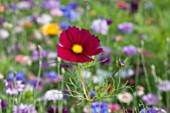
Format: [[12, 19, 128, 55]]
[[60, 4, 80, 22], [43, 71, 58, 79], [91, 102, 108, 113], [90, 91, 96, 99], [140, 108, 156, 113], [68, 2, 79, 9], [8, 72, 25, 81], [60, 21, 71, 30]]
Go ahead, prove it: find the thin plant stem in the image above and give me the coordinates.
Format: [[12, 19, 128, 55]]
[[34, 45, 42, 105], [141, 40, 151, 93], [164, 38, 170, 107], [58, 60, 63, 113], [77, 63, 92, 102], [0, 99, 2, 113], [133, 54, 140, 106], [54, 101, 57, 113], [151, 65, 161, 107]]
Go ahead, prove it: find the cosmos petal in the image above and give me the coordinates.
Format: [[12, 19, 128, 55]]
[[57, 45, 93, 63], [59, 30, 72, 49], [79, 29, 91, 45], [76, 54, 93, 63], [83, 36, 100, 50], [57, 45, 76, 62], [83, 48, 103, 56]]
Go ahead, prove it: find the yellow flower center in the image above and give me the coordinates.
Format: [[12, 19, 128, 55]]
[[72, 44, 83, 54]]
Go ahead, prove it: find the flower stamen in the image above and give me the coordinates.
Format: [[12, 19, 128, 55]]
[[72, 44, 83, 54]]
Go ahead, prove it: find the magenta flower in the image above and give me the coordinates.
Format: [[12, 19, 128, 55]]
[[57, 27, 103, 63]]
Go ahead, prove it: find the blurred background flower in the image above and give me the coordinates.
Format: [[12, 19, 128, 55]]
[[122, 45, 137, 56], [117, 92, 133, 104], [142, 94, 159, 105], [4, 80, 24, 95], [91, 102, 108, 113], [44, 89, 63, 101], [91, 18, 109, 35], [118, 22, 134, 34], [40, 23, 60, 35], [13, 104, 37, 113], [158, 80, 170, 92], [47, 106, 68, 113]]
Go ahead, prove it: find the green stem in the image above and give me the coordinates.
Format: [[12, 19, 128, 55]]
[[77, 64, 91, 102], [34, 46, 42, 105], [58, 61, 63, 113], [151, 65, 161, 107], [54, 101, 57, 113], [164, 38, 170, 107], [133, 54, 140, 106], [0, 99, 2, 113], [141, 40, 151, 93]]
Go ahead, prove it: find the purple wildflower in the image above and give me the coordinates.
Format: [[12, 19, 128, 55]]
[[43, 72, 62, 83], [106, 19, 112, 25], [101, 46, 112, 55], [118, 22, 134, 34], [8, 4, 18, 12], [40, 0, 60, 10], [153, 107, 167, 113], [32, 50, 47, 61], [47, 106, 68, 113], [13, 104, 37, 113], [0, 18, 6, 25], [91, 18, 109, 35], [122, 45, 137, 56], [140, 108, 156, 113], [99, 46, 112, 65], [4, 80, 24, 95], [130, 1, 139, 13], [125, 108, 133, 113], [118, 60, 125, 67], [142, 94, 159, 106], [99, 56, 111, 65], [27, 79, 43, 90], [42, 61, 48, 69], [91, 102, 108, 113], [158, 80, 170, 92], [17, 1, 33, 10], [0, 99, 7, 109]]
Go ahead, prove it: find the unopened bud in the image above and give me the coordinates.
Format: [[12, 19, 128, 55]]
[[118, 60, 125, 67], [38, 45, 42, 52]]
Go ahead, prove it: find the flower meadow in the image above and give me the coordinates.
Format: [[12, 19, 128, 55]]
[[0, 0, 170, 113]]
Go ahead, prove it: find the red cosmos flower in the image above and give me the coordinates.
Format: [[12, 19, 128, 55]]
[[57, 26, 103, 63]]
